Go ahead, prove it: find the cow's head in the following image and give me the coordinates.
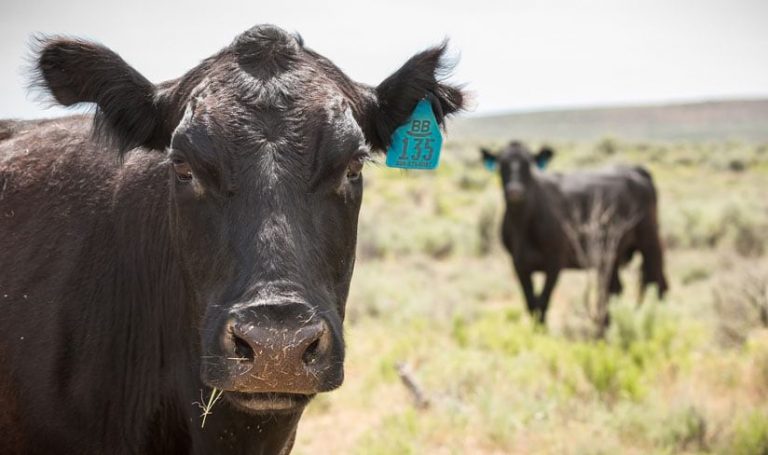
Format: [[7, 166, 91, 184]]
[[481, 142, 554, 204], [36, 25, 465, 413]]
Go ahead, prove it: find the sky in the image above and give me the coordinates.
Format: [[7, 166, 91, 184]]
[[1, 0, 767, 119]]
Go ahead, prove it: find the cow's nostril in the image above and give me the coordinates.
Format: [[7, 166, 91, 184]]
[[302, 337, 321, 366], [232, 333, 255, 361]]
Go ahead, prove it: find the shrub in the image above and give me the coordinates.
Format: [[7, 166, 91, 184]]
[[746, 331, 768, 400], [681, 266, 711, 285], [476, 203, 496, 256], [714, 262, 768, 346], [654, 405, 708, 451], [573, 342, 644, 401], [728, 411, 768, 455], [354, 410, 421, 455], [596, 137, 619, 156]]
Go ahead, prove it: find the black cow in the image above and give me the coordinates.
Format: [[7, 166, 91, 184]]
[[0, 25, 465, 454], [481, 142, 668, 324]]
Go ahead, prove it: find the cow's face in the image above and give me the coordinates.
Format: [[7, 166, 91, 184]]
[[481, 142, 554, 205], [168, 93, 365, 409], [36, 25, 464, 413]]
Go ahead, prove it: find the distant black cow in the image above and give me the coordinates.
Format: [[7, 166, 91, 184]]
[[481, 142, 668, 324], [0, 25, 465, 454]]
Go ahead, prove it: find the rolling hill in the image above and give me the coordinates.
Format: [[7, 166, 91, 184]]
[[449, 98, 768, 143]]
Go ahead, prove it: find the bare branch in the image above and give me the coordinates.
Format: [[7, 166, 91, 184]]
[[562, 190, 643, 337], [395, 362, 430, 409]]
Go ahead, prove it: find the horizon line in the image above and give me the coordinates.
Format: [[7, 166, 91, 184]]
[[462, 94, 768, 119]]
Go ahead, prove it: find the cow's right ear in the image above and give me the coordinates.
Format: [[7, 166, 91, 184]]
[[33, 37, 169, 155], [364, 42, 466, 152], [481, 147, 498, 171], [535, 146, 554, 170]]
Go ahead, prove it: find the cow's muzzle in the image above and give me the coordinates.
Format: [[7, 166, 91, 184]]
[[202, 301, 343, 412], [505, 182, 526, 203]]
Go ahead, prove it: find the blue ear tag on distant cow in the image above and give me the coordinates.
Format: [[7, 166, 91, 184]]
[[483, 157, 497, 171], [535, 156, 551, 170], [386, 99, 442, 170]]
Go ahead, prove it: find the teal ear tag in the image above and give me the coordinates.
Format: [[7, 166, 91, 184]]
[[385, 99, 442, 170], [483, 158, 497, 171]]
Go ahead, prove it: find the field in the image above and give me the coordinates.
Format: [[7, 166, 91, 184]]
[[293, 104, 768, 454]]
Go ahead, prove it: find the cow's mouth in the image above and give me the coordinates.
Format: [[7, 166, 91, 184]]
[[224, 391, 315, 413]]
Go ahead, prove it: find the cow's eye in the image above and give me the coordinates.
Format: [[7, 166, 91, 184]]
[[172, 158, 193, 182], [346, 156, 364, 182]]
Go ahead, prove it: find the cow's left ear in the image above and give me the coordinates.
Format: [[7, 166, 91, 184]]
[[365, 42, 466, 151], [480, 147, 498, 171], [32, 37, 172, 155], [535, 146, 555, 170]]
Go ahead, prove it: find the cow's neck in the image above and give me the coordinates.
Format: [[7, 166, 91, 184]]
[[502, 179, 549, 233], [192, 407, 303, 455], [75, 154, 199, 451], [503, 200, 532, 231]]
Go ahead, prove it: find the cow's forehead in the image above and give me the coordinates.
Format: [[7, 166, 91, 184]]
[[497, 142, 531, 160], [169, 25, 366, 164], [322, 95, 367, 153], [180, 77, 362, 143], [170, 70, 365, 186], [501, 149, 531, 162]]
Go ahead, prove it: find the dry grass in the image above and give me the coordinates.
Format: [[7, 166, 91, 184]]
[[293, 139, 768, 454], [195, 387, 224, 428]]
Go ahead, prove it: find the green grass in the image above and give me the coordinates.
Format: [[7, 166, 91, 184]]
[[729, 411, 768, 455], [294, 139, 768, 454]]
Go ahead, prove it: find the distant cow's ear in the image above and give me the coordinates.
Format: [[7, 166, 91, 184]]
[[33, 37, 169, 155], [535, 146, 554, 170], [481, 147, 498, 171], [365, 42, 466, 151]]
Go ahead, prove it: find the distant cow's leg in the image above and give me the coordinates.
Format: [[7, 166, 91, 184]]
[[537, 268, 561, 324], [639, 221, 669, 302], [608, 265, 623, 296], [514, 263, 538, 319]]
